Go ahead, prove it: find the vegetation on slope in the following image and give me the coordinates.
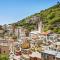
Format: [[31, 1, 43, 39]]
[[14, 2, 60, 33]]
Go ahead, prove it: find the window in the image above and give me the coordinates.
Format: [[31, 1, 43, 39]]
[[0, 48, 1, 54], [53, 56, 55, 59], [3, 51, 5, 53]]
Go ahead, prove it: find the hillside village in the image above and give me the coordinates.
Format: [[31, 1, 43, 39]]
[[0, 18, 60, 60], [0, 2, 60, 60]]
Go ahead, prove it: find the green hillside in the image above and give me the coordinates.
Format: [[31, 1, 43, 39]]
[[13, 2, 60, 33]]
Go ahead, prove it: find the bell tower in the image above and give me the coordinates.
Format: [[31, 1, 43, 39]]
[[38, 20, 43, 33]]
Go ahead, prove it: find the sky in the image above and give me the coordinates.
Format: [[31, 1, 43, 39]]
[[0, 0, 60, 25]]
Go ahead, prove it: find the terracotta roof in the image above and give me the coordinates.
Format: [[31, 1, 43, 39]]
[[41, 32, 48, 35]]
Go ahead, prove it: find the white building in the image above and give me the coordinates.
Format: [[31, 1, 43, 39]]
[[15, 27, 26, 41]]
